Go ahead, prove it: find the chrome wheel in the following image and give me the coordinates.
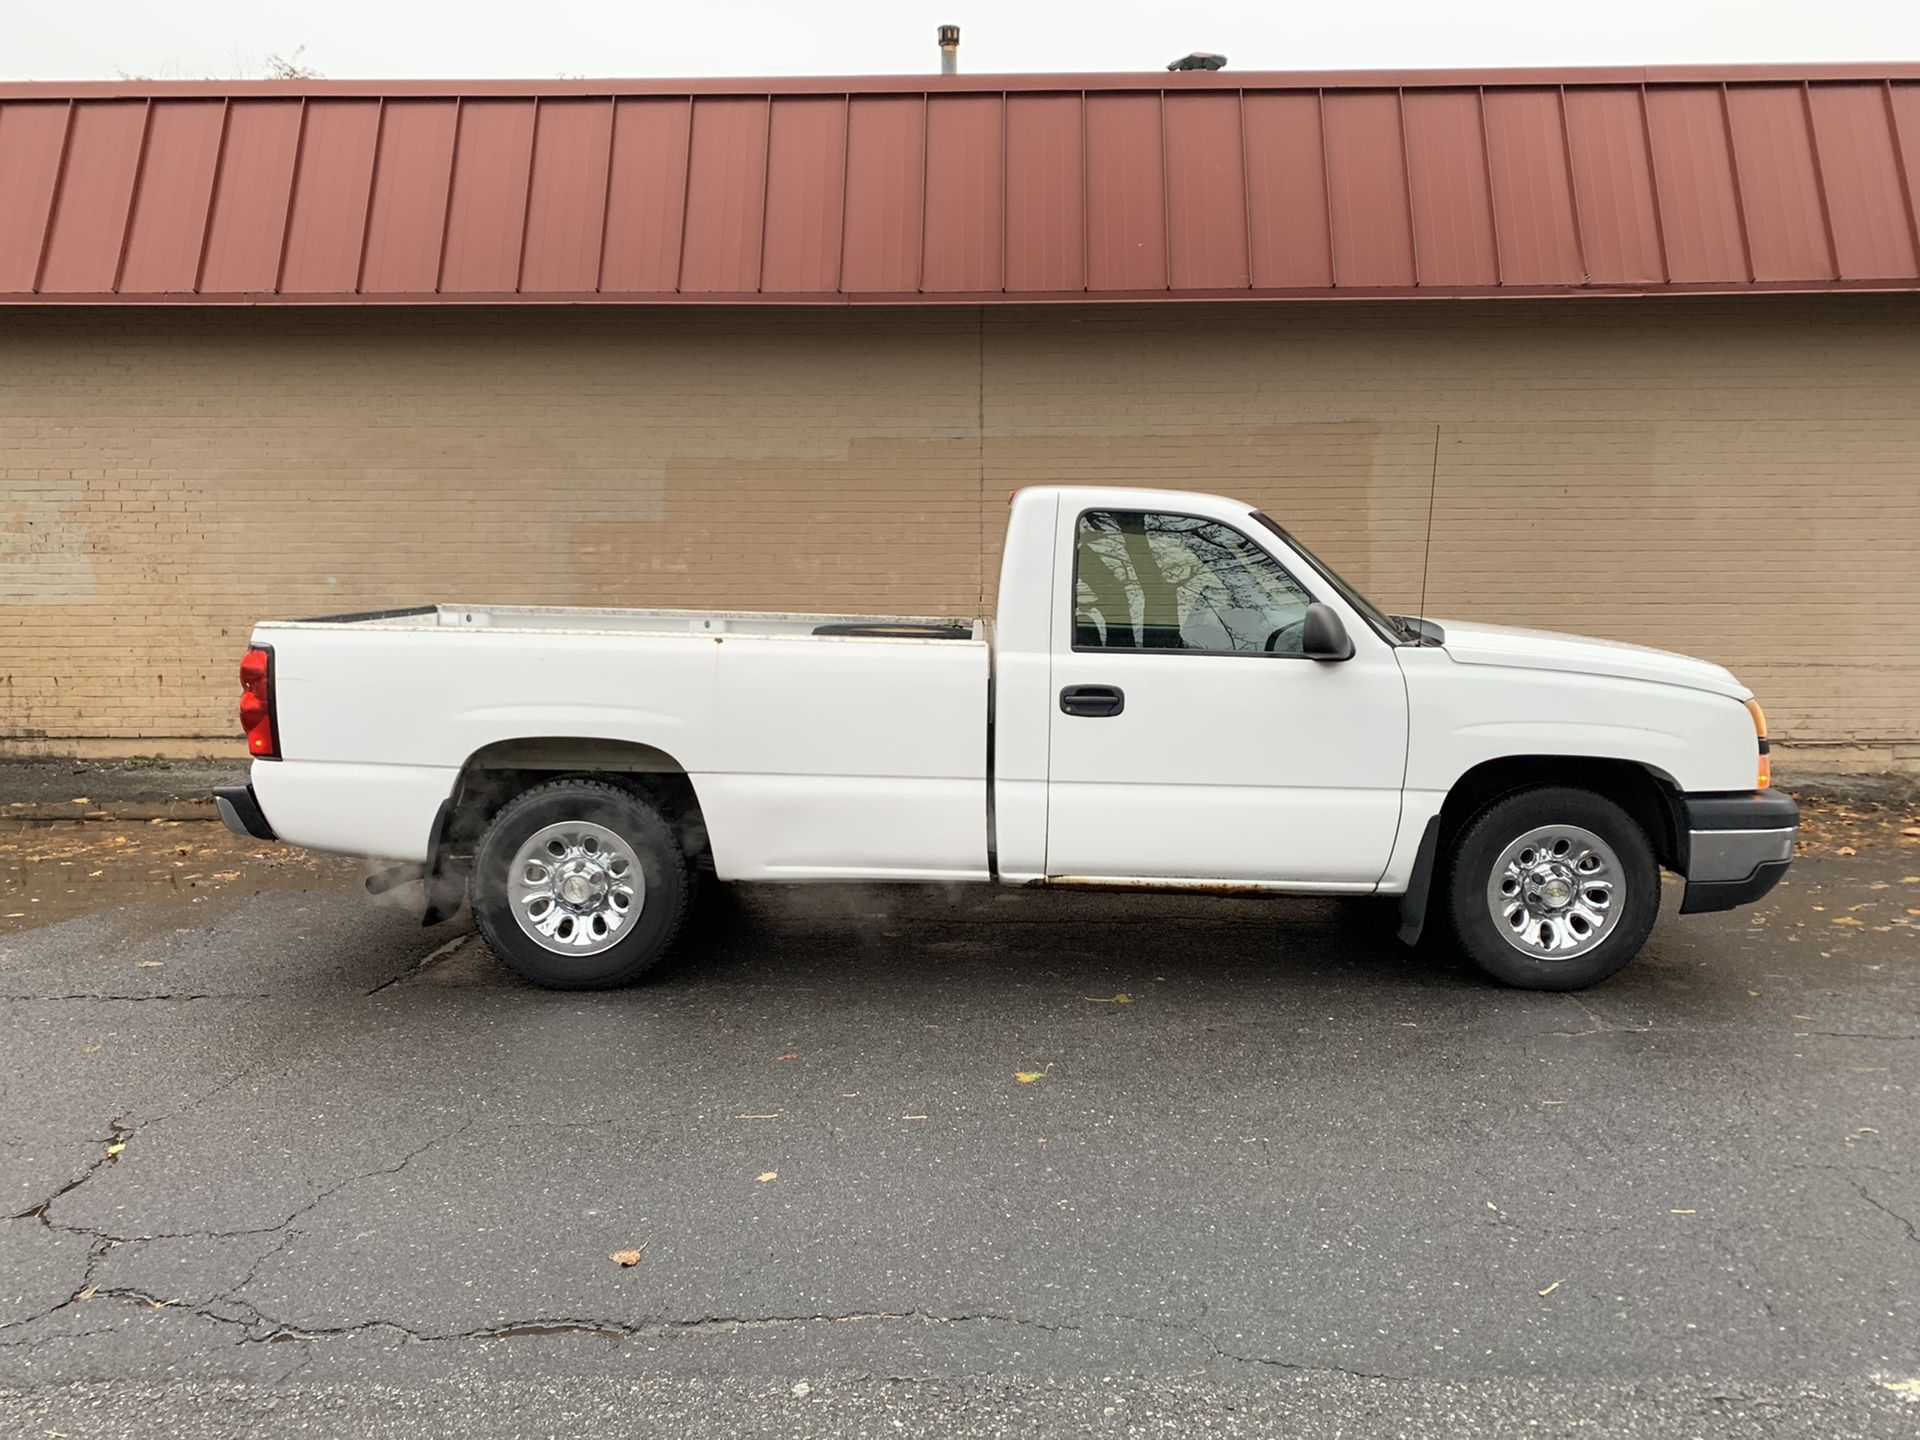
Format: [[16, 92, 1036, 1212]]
[[507, 821, 644, 957], [1485, 824, 1622, 959]]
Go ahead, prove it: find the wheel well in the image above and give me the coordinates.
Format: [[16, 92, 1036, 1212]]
[[1436, 756, 1682, 871], [444, 739, 708, 865]]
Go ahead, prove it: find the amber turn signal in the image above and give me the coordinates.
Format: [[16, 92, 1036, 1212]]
[[1745, 699, 1770, 789]]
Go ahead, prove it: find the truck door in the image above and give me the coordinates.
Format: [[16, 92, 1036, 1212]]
[[1044, 507, 1408, 887]]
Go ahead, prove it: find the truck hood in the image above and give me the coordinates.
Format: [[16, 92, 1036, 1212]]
[[1434, 619, 1749, 699]]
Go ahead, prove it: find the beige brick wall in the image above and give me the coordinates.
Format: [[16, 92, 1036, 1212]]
[[2, 297, 1916, 768]]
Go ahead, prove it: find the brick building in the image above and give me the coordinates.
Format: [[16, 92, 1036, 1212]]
[[2, 66, 1918, 769]]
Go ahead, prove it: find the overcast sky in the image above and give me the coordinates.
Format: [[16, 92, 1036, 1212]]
[[9, 0, 1919, 82]]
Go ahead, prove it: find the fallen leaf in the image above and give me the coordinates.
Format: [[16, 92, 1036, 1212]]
[[70, 797, 89, 805], [136, 960, 165, 967], [1904, 828, 1920, 838], [1831, 916, 1865, 927], [1083, 993, 1133, 1004], [1837, 846, 1857, 856], [1903, 876, 1920, 884], [1537, 1280, 1562, 1297], [776, 1053, 798, 1061], [609, 1246, 647, 1267], [1015, 1064, 1054, 1084], [75, 1286, 96, 1301], [105, 1143, 125, 1157], [83, 1045, 102, 1054], [757, 1171, 778, 1183]]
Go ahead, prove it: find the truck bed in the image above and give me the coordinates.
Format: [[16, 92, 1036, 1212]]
[[279, 603, 983, 642], [248, 601, 994, 882]]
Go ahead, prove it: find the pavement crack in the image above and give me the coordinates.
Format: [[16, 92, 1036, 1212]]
[[1549, 994, 1652, 1038], [1, 1287, 1419, 1384], [365, 932, 473, 997], [1, 992, 272, 1003], [1797, 1031, 1920, 1042], [8, 1119, 133, 1223], [1849, 1178, 1920, 1246]]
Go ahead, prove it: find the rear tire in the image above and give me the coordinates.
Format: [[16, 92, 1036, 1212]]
[[1442, 785, 1658, 991], [471, 777, 690, 990]]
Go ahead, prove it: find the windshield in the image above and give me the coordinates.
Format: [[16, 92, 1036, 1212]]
[[1248, 512, 1414, 644]]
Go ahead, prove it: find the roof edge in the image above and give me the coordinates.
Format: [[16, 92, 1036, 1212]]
[[4, 60, 1920, 101]]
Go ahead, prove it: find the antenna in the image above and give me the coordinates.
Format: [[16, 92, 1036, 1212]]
[[1416, 424, 1440, 636]]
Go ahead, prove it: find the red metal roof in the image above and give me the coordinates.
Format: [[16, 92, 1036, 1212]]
[[3, 65, 1918, 305]]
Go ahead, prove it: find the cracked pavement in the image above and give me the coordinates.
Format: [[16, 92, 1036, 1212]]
[[1, 800, 1917, 1437]]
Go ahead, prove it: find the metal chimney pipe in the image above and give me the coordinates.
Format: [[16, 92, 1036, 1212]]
[[937, 24, 960, 75]]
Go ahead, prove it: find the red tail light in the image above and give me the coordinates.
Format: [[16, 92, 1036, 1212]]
[[239, 646, 279, 759]]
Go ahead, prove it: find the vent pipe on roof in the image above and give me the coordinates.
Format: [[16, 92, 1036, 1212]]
[[937, 24, 960, 75], [1167, 52, 1227, 72]]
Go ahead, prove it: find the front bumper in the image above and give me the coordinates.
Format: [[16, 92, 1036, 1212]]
[[1678, 790, 1797, 914], [213, 783, 278, 842]]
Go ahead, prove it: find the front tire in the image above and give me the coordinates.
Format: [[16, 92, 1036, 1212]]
[[471, 777, 690, 990], [1442, 786, 1658, 991]]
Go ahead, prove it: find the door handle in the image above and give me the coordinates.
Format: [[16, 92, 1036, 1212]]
[[1060, 684, 1125, 718]]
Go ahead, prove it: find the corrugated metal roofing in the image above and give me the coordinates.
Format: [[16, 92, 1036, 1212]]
[[3, 65, 1918, 304]]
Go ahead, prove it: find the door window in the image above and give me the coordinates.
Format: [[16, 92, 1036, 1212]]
[[1073, 511, 1315, 654]]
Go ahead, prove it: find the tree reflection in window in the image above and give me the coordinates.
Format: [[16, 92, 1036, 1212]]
[[1074, 511, 1314, 654]]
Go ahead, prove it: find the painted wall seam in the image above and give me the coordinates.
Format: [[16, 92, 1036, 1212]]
[[109, 99, 156, 293], [28, 100, 76, 293], [1317, 90, 1340, 286], [1884, 80, 1920, 267], [591, 94, 617, 293], [1395, 88, 1421, 287], [1555, 85, 1591, 283], [272, 98, 310, 293], [1636, 86, 1674, 282], [512, 96, 540, 294], [1477, 87, 1505, 285], [1717, 84, 1758, 283], [191, 98, 233, 293], [1799, 82, 1843, 279], [432, 96, 465, 293], [352, 98, 388, 294]]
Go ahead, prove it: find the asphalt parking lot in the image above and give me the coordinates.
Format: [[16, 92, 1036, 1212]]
[[1, 768, 1917, 1437]]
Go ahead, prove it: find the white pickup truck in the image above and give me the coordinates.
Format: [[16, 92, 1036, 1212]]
[[215, 486, 1795, 992]]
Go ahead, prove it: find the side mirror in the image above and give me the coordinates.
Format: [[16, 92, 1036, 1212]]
[[1301, 602, 1354, 661]]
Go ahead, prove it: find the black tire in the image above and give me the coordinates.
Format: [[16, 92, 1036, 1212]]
[[470, 777, 690, 990], [1441, 785, 1659, 991]]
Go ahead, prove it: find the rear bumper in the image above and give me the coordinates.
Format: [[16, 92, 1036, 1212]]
[[213, 784, 278, 842], [1678, 790, 1797, 915]]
